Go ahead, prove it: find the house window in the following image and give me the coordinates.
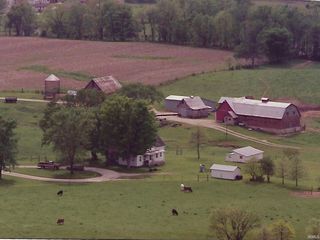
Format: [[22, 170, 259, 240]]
[[156, 153, 158, 158], [240, 156, 243, 159], [160, 152, 162, 157]]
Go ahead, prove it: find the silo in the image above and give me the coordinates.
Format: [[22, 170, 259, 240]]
[[44, 74, 60, 99]]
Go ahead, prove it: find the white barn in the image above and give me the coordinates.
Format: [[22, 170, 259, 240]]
[[117, 137, 165, 167], [210, 164, 241, 180], [225, 146, 264, 163]]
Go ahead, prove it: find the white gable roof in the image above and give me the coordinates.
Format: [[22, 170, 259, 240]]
[[233, 146, 264, 157], [165, 95, 189, 101], [210, 164, 239, 172], [45, 74, 60, 81], [218, 97, 291, 119], [183, 96, 212, 110]]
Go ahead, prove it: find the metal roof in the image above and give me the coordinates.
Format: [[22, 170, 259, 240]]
[[45, 74, 60, 82], [232, 146, 264, 157], [165, 95, 189, 101], [210, 164, 239, 172], [183, 96, 212, 110], [218, 97, 291, 119], [88, 76, 122, 94]]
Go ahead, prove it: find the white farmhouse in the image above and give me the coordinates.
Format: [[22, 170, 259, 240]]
[[210, 164, 241, 180], [225, 146, 264, 163], [117, 137, 165, 168]]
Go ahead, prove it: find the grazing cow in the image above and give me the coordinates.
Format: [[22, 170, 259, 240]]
[[172, 209, 178, 216], [56, 218, 64, 225], [57, 190, 63, 196], [183, 186, 193, 192]]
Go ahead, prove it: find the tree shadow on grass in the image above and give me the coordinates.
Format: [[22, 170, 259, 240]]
[[0, 178, 16, 186]]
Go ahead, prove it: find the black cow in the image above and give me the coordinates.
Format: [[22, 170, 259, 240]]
[[172, 209, 178, 216], [57, 190, 63, 196], [183, 186, 193, 192], [56, 218, 64, 225]]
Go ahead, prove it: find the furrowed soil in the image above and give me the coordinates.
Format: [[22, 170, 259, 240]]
[[0, 37, 232, 90]]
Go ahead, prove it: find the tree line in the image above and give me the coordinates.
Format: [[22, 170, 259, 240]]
[[3, 0, 320, 64]]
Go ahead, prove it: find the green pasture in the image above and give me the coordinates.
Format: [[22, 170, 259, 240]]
[[159, 67, 320, 104], [0, 98, 319, 239]]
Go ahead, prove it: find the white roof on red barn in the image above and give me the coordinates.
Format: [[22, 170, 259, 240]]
[[182, 96, 212, 110], [86, 76, 122, 94], [210, 164, 239, 172], [165, 95, 189, 101], [218, 97, 292, 119], [232, 146, 264, 157], [45, 74, 60, 82]]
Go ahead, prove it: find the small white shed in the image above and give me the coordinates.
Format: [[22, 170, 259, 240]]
[[225, 146, 263, 163], [210, 164, 241, 180]]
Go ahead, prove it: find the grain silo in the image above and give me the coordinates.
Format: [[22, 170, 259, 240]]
[[44, 74, 60, 99]]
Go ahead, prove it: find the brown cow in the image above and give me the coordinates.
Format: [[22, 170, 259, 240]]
[[56, 218, 64, 225]]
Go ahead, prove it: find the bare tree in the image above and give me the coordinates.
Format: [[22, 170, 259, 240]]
[[283, 149, 305, 187], [276, 156, 289, 185], [210, 207, 260, 240], [190, 127, 206, 161], [270, 219, 295, 240]]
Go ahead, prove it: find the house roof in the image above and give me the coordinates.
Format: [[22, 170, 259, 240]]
[[45, 74, 60, 82], [210, 164, 239, 172], [182, 96, 212, 110], [154, 136, 165, 147], [87, 76, 122, 94], [165, 95, 189, 101], [232, 146, 264, 157], [218, 97, 292, 119]]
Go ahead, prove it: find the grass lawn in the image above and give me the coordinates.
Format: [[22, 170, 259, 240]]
[[12, 168, 100, 179], [0, 91, 43, 99], [0, 97, 319, 239]]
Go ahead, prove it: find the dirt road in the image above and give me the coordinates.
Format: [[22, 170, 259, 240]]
[[158, 114, 299, 149]]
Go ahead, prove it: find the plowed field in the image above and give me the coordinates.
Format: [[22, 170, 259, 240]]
[[0, 37, 232, 91]]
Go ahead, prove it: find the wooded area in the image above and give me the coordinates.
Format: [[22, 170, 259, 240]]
[[2, 0, 320, 62]]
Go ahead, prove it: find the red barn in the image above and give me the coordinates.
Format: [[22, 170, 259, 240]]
[[216, 97, 302, 134], [84, 76, 122, 95]]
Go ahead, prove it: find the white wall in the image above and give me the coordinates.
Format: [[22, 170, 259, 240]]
[[211, 168, 241, 180], [225, 153, 263, 163]]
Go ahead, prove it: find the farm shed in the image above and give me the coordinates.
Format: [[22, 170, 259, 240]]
[[216, 97, 302, 134], [164, 95, 189, 112], [177, 96, 212, 118], [210, 164, 241, 180], [225, 146, 264, 163], [44, 74, 60, 99], [164, 95, 216, 112], [84, 76, 122, 95], [117, 136, 166, 168]]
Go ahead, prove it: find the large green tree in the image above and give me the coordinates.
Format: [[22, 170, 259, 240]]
[[118, 83, 163, 104], [99, 95, 157, 167], [40, 106, 94, 174], [6, 2, 37, 36], [0, 117, 17, 180], [260, 27, 292, 63]]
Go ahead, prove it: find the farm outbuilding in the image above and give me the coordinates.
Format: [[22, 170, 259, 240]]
[[177, 96, 211, 118], [210, 164, 241, 180], [225, 146, 264, 163], [44, 74, 60, 99], [216, 97, 302, 134], [84, 76, 122, 95], [164, 95, 216, 112], [164, 95, 189, 112]]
